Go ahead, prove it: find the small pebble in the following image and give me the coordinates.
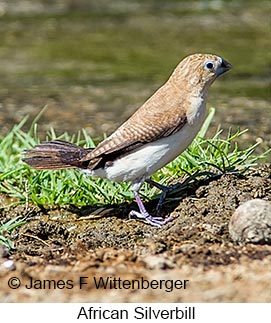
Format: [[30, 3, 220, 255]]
[[229, 199, 271, 244], [143, 255, 174, 269], [1, 259, 16, 271]]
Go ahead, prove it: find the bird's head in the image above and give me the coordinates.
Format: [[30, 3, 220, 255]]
[[171, 53, 232, 96]]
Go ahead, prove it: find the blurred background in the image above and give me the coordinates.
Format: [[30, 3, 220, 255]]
[[0, 0, 270, 151]]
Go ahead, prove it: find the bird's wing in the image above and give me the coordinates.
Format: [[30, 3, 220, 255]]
[[82, 85, 188, 170]]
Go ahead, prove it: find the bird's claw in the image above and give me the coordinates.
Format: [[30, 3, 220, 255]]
[[129, 210, 172, 227]]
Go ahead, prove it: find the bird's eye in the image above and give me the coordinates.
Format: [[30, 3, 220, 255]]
[[205, 61, 215, 70]]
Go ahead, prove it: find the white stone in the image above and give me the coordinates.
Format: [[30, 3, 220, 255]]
[[229, 199, 271, 244]]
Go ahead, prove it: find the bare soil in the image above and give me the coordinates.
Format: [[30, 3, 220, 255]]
[[1, 164, 271, 302]]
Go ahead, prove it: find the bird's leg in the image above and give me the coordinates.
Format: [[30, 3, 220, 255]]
[[146, 178, 181, 210], [129, 191, 172, 227]]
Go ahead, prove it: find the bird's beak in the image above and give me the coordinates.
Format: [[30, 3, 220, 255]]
[[217, 58, 232, 76]]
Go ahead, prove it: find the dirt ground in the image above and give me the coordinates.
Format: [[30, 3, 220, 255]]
[[0, 164, 270, 303]]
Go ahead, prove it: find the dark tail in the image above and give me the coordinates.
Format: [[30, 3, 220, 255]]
[[22, 140, 93, 170]]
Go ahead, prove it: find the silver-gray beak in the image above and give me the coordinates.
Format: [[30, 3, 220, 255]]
[[217, 58, 232, 76]]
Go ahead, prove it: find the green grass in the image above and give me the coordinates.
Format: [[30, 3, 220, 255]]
[[0, 107, 269, 209], [0, 216, 27, 249]]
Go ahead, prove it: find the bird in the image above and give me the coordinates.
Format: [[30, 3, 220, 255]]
[[23, 53, 232, 227]]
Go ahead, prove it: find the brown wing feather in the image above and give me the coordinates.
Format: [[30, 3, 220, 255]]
[[83, 83, 188, 170]]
